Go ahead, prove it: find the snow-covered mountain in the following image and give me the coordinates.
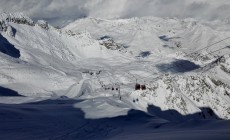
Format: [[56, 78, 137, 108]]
[[0, 13, 230, 139]]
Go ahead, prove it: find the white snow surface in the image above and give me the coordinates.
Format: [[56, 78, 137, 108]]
[[0, 13, 230, 140]]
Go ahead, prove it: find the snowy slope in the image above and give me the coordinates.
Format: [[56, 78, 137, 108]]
[[0, 13, 230, 139], [1, 99, 230, 140], [64, 16, 230, 119], [65, 17, 230, 57], [0, 13, 128, 97]]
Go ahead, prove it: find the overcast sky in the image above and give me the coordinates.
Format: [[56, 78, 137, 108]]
[[0, 0, 229, 26]]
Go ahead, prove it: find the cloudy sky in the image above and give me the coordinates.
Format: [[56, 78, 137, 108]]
[[0, 0, 229, 26]]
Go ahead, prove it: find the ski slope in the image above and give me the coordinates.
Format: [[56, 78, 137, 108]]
[[0, 13, 230, 139]]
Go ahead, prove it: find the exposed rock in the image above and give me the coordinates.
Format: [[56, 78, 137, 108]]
[[36, 20, 49, 30], [0, 13, 35, 26], [99, 36, 127, 53]]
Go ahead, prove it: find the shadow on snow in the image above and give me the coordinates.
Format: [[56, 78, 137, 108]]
[[0, 86, 23, 97], [137, 51, 151, 58], [0, 33, 20, 58], [0, 98, 225, 140], [156, 59, 200, 73], [159, 35, 181, 42]]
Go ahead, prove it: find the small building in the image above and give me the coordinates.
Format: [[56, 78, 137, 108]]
[[135, 84, 141, 90], [135, 84, 146, 90], [141, 85, 146, 90]]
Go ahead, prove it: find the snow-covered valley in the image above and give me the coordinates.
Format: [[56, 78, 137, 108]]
[[0, 13, 230, 139]]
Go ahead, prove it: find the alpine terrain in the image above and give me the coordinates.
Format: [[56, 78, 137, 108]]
[[0, 13, 230, 140]]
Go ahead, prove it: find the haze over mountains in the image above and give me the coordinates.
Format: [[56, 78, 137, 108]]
[[0, 1, 230, 139]]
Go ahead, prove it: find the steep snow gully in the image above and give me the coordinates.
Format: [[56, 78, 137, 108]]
[[0, 13, 230, 139]]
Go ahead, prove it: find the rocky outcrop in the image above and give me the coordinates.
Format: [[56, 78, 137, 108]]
[[1, 13, 34, 26], [36, 20, 49, 30], [0, 21, 7, 32], [99, 36, 127, 53]]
